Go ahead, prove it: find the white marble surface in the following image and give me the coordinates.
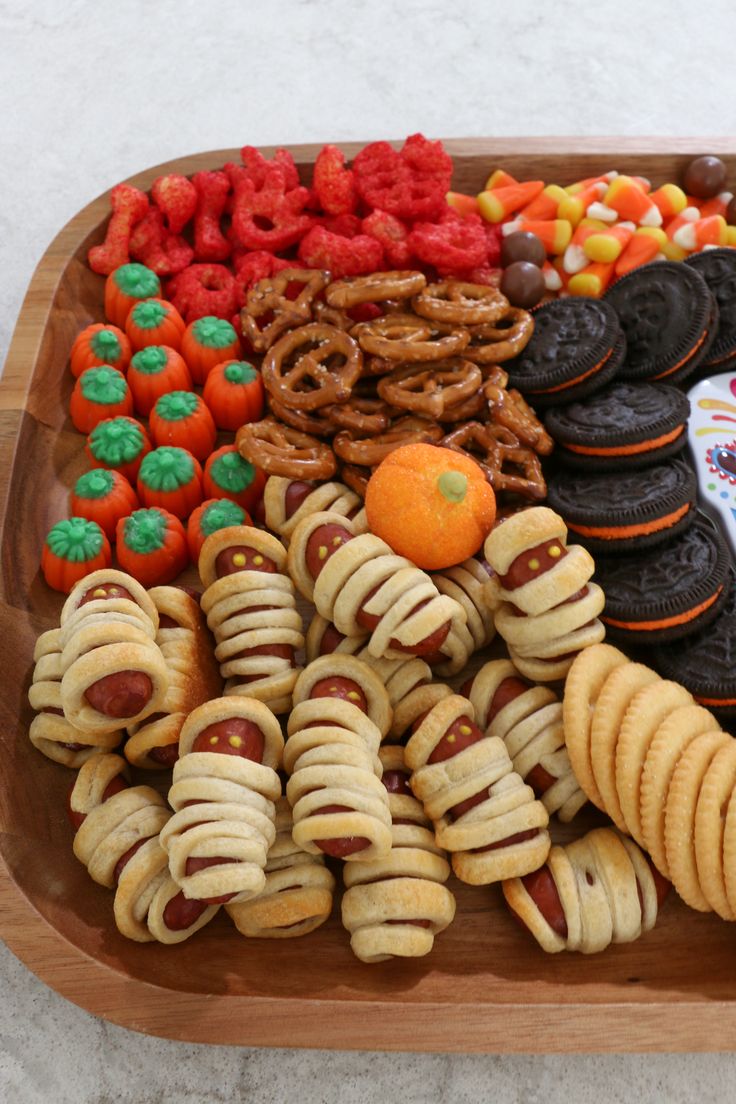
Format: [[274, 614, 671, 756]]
[[3, 0, 736, 1099]]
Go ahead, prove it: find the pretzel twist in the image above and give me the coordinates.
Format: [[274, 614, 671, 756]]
[[484, 383, 554, 455], [333, 415, 443, 467], [354, 313, 470, 362], [376, 359, 482, 420], [441, 421, 547, 502], [413, 281, 511, 326], [237, 417, 337, 481], [262, 322, 363, 411], [263, 475, 365, 544], [464, 307, 534, 363], [327, 271, 427, 309], [241, 268, 330, 351]]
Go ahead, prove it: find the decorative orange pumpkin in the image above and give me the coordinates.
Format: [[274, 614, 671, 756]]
[[202, 359, 264, 431], [186, 498, 251, 564], [85, 415, 152, 483], [41, 517, 112, 593], [70, 323, 132, 378], [115, 507, 189, 587], [180, 316, 242, 385], [364, 443, 496, 570], [104, 263, 162, 327], [149, 391, 217, 461], [69, 468, 140, 541], [136, 446, 203, 520], [125, 298, 186, 352], [69, 366, 134, 434], [202, 445, 266, 512], [127, 345, 192, 416]]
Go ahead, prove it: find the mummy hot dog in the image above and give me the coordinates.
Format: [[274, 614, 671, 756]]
[[342, 745, 456, 962], [125, 586, 222, 769], [484, 507, 605, 682], [465, 659, 587, 822], [287, 511, 470, 675], [59, 570, 169, 733], [161, 697, 282, 904], [432, 556, 497, 656], [503, 827, 670, 954], [226, 796, 336, 938], [285, 655, 393, 863], [199, 525, 304, 713], [263, 475, 367, 543]]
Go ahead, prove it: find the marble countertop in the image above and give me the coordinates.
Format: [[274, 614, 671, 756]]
[[3, 0, 736, 1099]]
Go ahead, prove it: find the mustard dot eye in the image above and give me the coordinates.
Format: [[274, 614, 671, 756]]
[[548, 545, 562, 559], [228, 735, 242, 748], [528, 557, 540, 571], [232, 552, 246, 566]]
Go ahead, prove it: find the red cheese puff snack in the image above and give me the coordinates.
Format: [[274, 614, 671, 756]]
[[41, 518, 112, 593], [70, 324, 131, 379], [318, 213, 363, 238], [151, 174, 197, 234], [70, 367, 133, 434], [408, 210, 488, 273], [227, 161, 313, 253], [70, 469, 140, 542], [313, 144, 357, 215], [361, 210, 413, 268], [149, 391, 216, 461], [116, 507, 188, 587], [137, 446, 203, 520], [88, 184, 149, 275], [105, 263, 162, 328], [203, 444, 266, 513], [240, 144, 301, 191], [180, 316, 242, 385], [86, 416, 152, 483], [127, 345, 192, 417], [125, 298, 186, 352], [129, 208, 193, 277], [191, 170, 232, 262], [353, 134, 452, 220], [203, 360, 264, 431], [187, 498, 250, 564], [297, 224, 384, 278], [166, 263, 238, 323]]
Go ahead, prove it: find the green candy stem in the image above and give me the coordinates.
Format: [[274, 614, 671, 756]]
[[90, 329, 122, 362], [89, 417, 144, 465], [437, 470, 468, 504], [131, 300, 167, 330], [224, 361, 257, 385], [74, 469, 115, 500], [193, 316, 237, 349], [155, 391, 198, 422], [139, 446, 194, 492], [80, 366, 128, 406], [131, 346, 168, 374], [113, 263, 161, 299], [123, 509, 167, 554], [46, 517, 104, 563], [201, 499, 246, 536], [210, 450, 254, 493]]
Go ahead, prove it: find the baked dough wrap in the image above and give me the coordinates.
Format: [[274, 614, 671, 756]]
[[342, 745, 456, 962], [405, 694, 550, 885], [287, 511, 467, 671], [502, 827, 662, 954], [432, 557, 496, 653], [199, 526, 304, 714], [125, 587, 223, 769], [73, 784, 170, 888], [468, 659, 587, 822], [226, 796, 336, 938], [60, 569, 158, 645], [263, 475, 366, 543], [29, 629, 121, 766], [160, 697, 282, 904], [69, 752, 131, 823], [285, 656, 393, 862]]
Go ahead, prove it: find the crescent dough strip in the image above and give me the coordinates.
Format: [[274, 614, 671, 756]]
[[468, 659, 587, 823], [342, 745, 455, 962], [226, 797, 336, 938], [405, 694, 550, 885], [432, 557, 496, 653], [263, 475, 366, 543], [503, 827, 664, 954]]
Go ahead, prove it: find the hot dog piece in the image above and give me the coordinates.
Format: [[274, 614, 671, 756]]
[[79, 582, 136, 605], [310, 675, 368, 714], [263, 475, 365, 545], [215, 545, 278, 576], [518, 864, 568, 938], [85, 670, 153, 718], [192, 716, 266, 762], [285, 480, 315, 518], [500, 539, 569, 590], [305, 523, 354, 580], [162, 891, 212, 931]]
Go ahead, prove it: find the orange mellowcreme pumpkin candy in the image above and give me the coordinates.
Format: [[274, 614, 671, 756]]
[[364, 443, 496, 570]]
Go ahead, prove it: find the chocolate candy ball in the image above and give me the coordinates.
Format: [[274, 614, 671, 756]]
[[683, 155, 727, 199], [501, 261, 545, 309], [501, 230, 546, 269]]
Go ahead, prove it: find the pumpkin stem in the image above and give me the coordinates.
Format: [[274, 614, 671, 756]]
[[437, 470, 467, 503]]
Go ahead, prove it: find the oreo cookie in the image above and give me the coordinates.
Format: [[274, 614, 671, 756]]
[[593, 513, 730, 644], [604, 260, 717, 386], [544, 381, 690, 471], [685, 248, 736, 371], [652, 572, 736, 721], [505, 297, 625, 407], [546, 458, 697, 553]]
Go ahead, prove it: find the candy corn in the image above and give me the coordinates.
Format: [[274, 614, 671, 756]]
[[446, 191, 480, 218], [650, 183, 688, 220], [477, 181, 545, 222], [583, 222, 635, 264], [484, 169, 519, 190], [672, 214, 727, 251], [615, 227, 668, 276], [517, 184, 568, 220], [501, 218, 572, 254], [568, 261, 615, 298], [557, 182, 607, 227], [562, 219, 610, 273], [597, 176, 663, 227]]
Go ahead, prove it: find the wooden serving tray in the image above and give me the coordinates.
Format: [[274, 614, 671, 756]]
[[3, 138, 736, 1052]]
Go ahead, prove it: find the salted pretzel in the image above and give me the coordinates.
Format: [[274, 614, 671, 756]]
[[342, 745, 456, 962], [285, 656, 393, 863], [441, 421, 547, 502], [354, 313, 470, 362], [124, 587, 222, 769], [484, 381, 554, 455], [333, 414, 443, 467], [161, 697, 283, 904], [405, 693, 550, 885], [286, 510, 469, 672], [340, 463, 372, 499], [268, 396, 337, 438], [412, 281, 510, 326], [59, 570, 169, 735], [327, 396, 394, 435], [199, 526, 303, 713], [261, 322, 362, 411], [432, 557, 496, 655], [503, 827, 666, 954], [240, 268, 330, 351], [237, 418, 337, 480], [29, 628, 121, 767], [226, 797, 336, 939], [326, 271, 427, 309], [376, 358, 482, 420], [464, 307, 534, 364], [467, 659, 587, 822], [263, 474, 364, 544]]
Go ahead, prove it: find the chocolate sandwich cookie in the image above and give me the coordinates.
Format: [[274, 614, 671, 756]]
[[604, 260, 717, 386], [505, 297, 625, 407], [546, 458, 697, 553], [593, 513, 730, 644], [544, 381, 690, 471], [651, 572, 736, 720], [685, 249, 736, 371]]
